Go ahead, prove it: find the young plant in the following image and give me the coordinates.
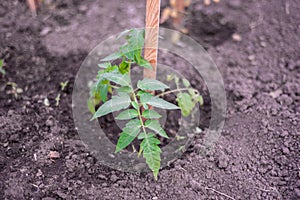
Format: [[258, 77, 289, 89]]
[[89, 29, 203, 179], [55, 80, 69, 106]]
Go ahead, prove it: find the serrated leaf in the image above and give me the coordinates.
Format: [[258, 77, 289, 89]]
[[131, 101, 139, 110], [137, 78, 169, 91], [115, 131, 138, 153], [91, 94, 131, 120], [116, 109, 138, 120], [145, 120, 169, 138], [138, 132, 147, 140], [176, 93, 195, 117], [145, 96, 179, 110], [182, 78, 190, 87], [142, 110, 162, 119], [140, 134, 161, 180], [115, 119, 141, 152], [120, 29, 145, 61], [98, 62, 111, 69], [117, 86, 132, 93], [102, 72, 130, 86], [127, 29, 145, 52], [101, 52, 122, 62]]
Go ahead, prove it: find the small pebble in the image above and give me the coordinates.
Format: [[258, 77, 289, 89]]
[[48, 151, 60, 159], [232, 33, 242, 42]]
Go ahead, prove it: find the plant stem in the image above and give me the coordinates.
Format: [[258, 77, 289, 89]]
[[131, 89, 147, 135], [156, 88, 196, 97], [128, 62, 146, 135]]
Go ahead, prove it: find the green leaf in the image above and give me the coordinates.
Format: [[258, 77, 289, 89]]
[[142, 110, 162, 119], [102, 72, 130, 86], [101, 52, 122, 62], [197, 95, 204, 106], [138, 132, 147, 140], [137, 78, 169, 91], [139, 92, 153, 104], [142, 103, 149, 110], [131, 101, 139, 110], [115, 131, 137, 153], [87, 98, 95, 114], [126, 29, 145, 52], [116, 109, 138, 120], [140, 133, 161, 180], [91, 94, 131, 120], [145, 120, 169, 138], [99, 84, 108, 102], [143, 96, 179, 110], [106, 64, 119, 72], [182, 78, 190, 87], [119, 59, 130, 74], [137, 90, 147, 96], [115, 119, 141, 152], [135, 55, 152, 69], [121, 46, 138, 61], [122, 119, 141, 134], [98, 62, 111, 69], [117, 86, 132, 93], [120, 29, 145, 61], [176, 93, 195, 117]]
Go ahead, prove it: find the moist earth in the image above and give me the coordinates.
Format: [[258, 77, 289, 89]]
[[0, 0, 299, 199]]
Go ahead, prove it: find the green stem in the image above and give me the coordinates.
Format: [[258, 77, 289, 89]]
[[128, 61, 146, 136], [132, 90, 147, 135], [156, 88, 196, 97]]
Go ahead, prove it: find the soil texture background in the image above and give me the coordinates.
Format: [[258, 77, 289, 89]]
[[0, 0, 299, 199]]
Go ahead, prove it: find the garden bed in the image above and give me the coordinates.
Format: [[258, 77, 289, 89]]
[[0, 0, 299, 199]]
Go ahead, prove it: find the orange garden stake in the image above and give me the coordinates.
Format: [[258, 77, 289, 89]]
[[143, 0, 161, 113], [144, 0, 161, 81], [26, 0, 39, 16]]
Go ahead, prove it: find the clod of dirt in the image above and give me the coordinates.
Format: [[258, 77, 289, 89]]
[[217, 154, 229, 169], [48, 151, 60, 159]]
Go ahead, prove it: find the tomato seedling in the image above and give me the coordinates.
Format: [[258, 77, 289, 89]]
[[88, 29, 203, 180]]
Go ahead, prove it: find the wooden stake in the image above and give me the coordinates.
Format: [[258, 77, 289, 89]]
[[144, 0, 161, 80], [27, 0, 37, 16]]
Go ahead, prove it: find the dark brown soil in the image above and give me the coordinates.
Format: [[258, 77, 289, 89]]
[[0, 0, 299, 199]]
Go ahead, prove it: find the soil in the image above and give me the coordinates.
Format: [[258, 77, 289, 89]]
[[0, 0, 299, 200]]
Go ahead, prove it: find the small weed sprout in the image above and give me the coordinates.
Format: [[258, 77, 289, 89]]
[[6, 82, 23, 98], [55, 80, 69, 106]]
